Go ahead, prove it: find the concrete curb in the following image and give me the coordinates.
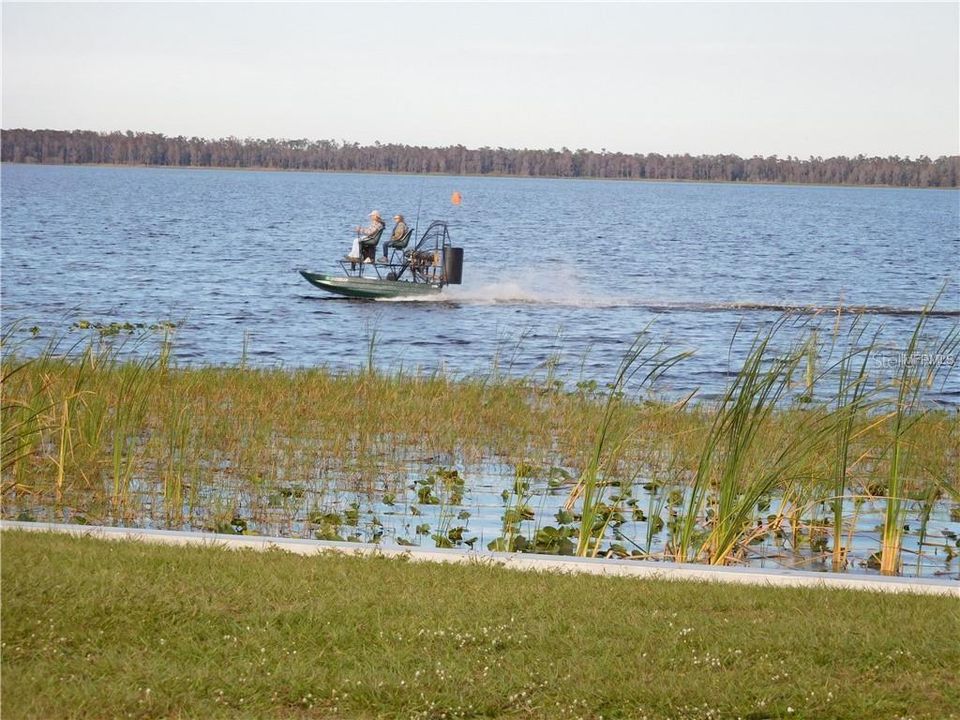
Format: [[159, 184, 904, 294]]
[[3, 520, 957, 596]]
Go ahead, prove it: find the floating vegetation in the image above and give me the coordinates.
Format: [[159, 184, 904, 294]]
[[70, 319, 180, 337], [1, 310, 958, 579]]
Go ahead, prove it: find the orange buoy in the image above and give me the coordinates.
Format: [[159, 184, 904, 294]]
[[451, 191, 462, 205]]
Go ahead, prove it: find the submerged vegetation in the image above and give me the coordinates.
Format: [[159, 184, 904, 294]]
[[2, 312, 958, 578]]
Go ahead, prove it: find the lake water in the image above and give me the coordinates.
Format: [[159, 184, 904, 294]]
[[2, 163, 958, 401], [3, 163, 960, 578]]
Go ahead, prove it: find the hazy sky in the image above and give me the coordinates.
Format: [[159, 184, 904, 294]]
[[2, 2, 957, 158]]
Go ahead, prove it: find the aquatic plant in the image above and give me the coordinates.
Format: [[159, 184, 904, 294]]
[[673, 321, 854, 566], [563, 330, 691, 557], [828, 318, 880, 569], [1, 313, 957, 576], [879, 298, 960, 574]]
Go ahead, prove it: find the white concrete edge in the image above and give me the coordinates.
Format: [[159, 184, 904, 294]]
[[3, 520, 958, 597]]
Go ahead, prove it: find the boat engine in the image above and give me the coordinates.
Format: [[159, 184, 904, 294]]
[[444, 247, 464, 285]]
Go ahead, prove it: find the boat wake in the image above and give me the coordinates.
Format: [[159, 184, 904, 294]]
[[382, 283, 959, 317]]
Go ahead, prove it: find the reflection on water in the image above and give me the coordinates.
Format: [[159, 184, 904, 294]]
[[7, 458, 959, 580]]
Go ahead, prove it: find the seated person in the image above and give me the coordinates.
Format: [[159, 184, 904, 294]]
[[381, 214, 409, 261], [347, 210, 385, 266]]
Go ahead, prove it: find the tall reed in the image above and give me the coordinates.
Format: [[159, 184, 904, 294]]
[[673, 322, 838, 565], [108, 350, 162, 517], [564, 330, 691, 557], [828, 319, 879, 569], [880, 299, 960, 574]]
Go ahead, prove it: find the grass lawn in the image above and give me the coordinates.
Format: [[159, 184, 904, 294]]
[[2, 531, 958, 719]]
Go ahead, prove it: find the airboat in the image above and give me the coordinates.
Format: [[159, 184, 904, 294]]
[[299, 220, 463, 300]]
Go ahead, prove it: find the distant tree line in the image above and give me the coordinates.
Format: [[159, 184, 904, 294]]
[[2, 128, 957, 187]]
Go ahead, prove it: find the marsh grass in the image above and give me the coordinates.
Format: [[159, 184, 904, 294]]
[[829, 318, 880, 569], [880, 304, 960, 573], [1, 314, 958, 575], [564, 330, 691, 557], [672, 321, 823, 564]]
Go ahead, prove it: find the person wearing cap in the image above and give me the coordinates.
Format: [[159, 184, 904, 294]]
[[381, 214, 409, 261], [346, 210, 386, 267]]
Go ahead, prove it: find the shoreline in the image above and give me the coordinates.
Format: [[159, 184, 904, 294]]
[[4, 521, 957, 596], [3, 159, 955, 191]]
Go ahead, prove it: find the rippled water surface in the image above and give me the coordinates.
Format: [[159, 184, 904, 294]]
[[3, 163, 960, 577], [3, 163, 958, 399]]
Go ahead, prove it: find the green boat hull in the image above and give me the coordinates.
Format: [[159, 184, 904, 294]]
[[299, 271, 443, 299]]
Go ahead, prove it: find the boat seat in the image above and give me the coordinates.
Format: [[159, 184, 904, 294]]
[[358, 226, 385, 248], [384, 228, 414, 265], [342, 227, 384, 274], [358, 227, 384, 263]]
